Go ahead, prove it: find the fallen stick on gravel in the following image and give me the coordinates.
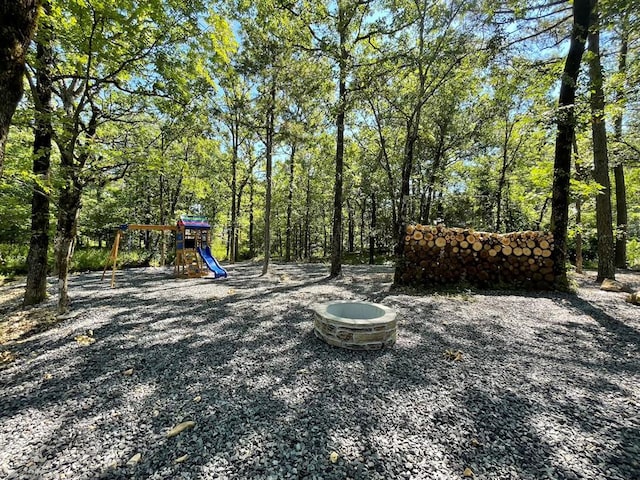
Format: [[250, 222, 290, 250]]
[[166, 421, 195, 438]]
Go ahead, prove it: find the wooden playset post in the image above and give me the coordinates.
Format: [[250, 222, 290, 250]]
[[101, 228, 122, 288], [175, 222, 185, 276], [103, 224, 177, 287]]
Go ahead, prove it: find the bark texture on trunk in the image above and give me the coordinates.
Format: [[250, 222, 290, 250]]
[[550, 0, 590, 289], [249, 172, 255, 258], [285, 144, 296, 262], [329, 24, 347, 278], [613, 23, 628, 269], [55, 104, 97, 313], [369, 193, 376, 265], [228, 111, 239, 263], [575, 159, 588, 275], [347, 201, 355, 253], [329, 95, 345, 277], [55, 157, 82, 313], [588, 0, 615, 282], [0, 0, 40, 178], [613, 163, 627, 267], [262, 80, 275, 275], [55, 192, 80, 312], [304, 170, 311, 259], [24, 0, 53, 306]]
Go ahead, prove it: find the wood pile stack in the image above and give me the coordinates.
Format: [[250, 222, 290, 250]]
[[398, 224, 556, 289]]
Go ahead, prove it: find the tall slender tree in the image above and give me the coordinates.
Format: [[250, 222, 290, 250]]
[[24, 0, 53, 306], [262, 78, 276, 275], [389, 0, 471, 283], [612, 11, 629, 268], [330, 6, 348, 277], [550, 0, 591, 288], [588, 0, 615, 282], [219, 74, 250, 263]]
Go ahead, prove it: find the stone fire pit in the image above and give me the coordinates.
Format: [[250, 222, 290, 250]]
[[313, 301, 397, 350]]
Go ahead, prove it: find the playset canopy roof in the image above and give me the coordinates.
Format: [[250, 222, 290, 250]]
[[177, 215, 210, 230]]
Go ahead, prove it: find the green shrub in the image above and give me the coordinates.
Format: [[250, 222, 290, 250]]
[[628, 238, 640, 269], [210, 237, 228, 261], [0, 244, 29, 275], [70, 248, 111, 272], [0, 244, 161, 276], [73, 247, 156, 271]]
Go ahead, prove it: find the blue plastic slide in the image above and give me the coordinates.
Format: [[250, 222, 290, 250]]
[[197, 246, 228, 278]]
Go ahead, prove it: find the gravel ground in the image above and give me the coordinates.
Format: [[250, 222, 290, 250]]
[[1, 262, 639, 480]]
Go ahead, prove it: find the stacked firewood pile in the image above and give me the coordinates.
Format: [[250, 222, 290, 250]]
[[398, 224, 556, 289]]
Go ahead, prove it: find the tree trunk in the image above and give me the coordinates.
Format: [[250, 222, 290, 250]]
[[249, 170, 255, 258], [304, 168, 311, 259], [550, 0, 590, 289], [423, 135, 445, 225], [0, 0, 40, 178], [330, 27, 347, 277], [359, 199, 365, 253], [276, 216, 283, 257], [394, 1, 430, 284], [229, 113, 239, 263], [574, 139, 587, 275], [55, 153, 83, 313], [24, 1, 52, 306], [613, 22, 628, 269], [55, 101, 97, 313], [262, 79, 276, 275], [285, 144, 296, 262], [323, 208, 328, 257], [368, 107, 397, 228], [235, 188, 242, 259], [575, 199, 584, 276], [495, 121, 513, 232], [169, 170, 183, 219], [394, 118, 420, 283], [613, 164, 627, 268], [347, 200, 355, 253], [369, 192, 376, 265], [159, 174, 166, 265], [588, 0, 615, 282]]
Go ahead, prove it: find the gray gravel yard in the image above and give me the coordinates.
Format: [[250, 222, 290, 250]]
[[1, 263, 639, 480]]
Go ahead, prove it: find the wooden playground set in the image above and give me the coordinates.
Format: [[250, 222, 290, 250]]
[[102, 215, 228, 287]]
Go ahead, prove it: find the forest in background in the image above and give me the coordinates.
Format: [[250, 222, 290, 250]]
[[0, 0, 638, 311]]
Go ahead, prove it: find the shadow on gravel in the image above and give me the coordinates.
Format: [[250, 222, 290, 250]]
[[459, 388, 576, 480], [559, 295, 640, 351], [2, 264, 639, 479]]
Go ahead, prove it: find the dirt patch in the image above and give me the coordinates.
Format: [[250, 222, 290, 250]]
[[0, 279, 62, 367], [0, 306, 61, 368], [1, 307, 60, 345], [0, 279, 24, 314]]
